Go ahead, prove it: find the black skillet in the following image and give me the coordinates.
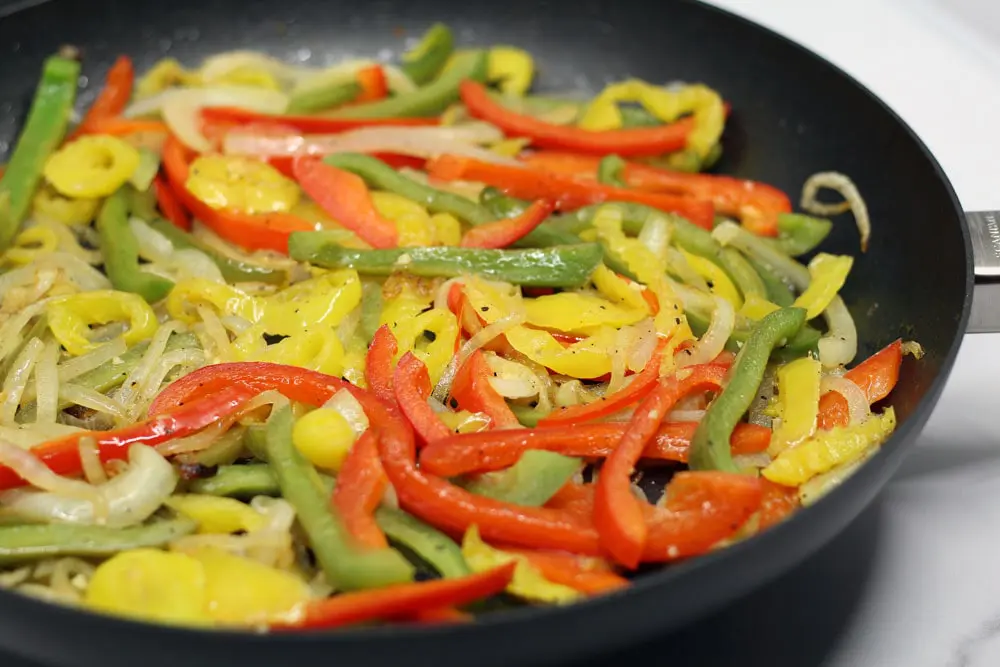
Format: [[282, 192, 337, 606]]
[[0, 0, 982, 665]]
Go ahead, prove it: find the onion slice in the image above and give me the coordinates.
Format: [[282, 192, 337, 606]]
[[820, 374, 870, 425], [678, 296, 735, 367], [801, 171, 871, 252]]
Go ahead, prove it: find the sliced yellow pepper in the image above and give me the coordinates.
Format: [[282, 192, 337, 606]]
[[186, 155, 300, 215], [292, 407, 358, 471], [2, 225, 59, 266], [767, 357, 822, 456], [793, 253, 854, 319], [43, 135, 141, 198], [679, 249, 742, 309], [85, 549, 211, 627], [763, 407, 896, 487], [407, 308, 460, 384], [165, 495, 267, 534], [524, 292, 646, 335], [31, 183, 100, 226], [506, 325, 618, 378], [341, 335, 369, 388], [461, 277, 523, 325], [487, 46, 535, 96], [202, 65, 281, 90], [231, 324, 346, 377], [380, 280, 435, 335], [166, 279, 262, 325], [591, 265, 653, 314], [136, 58, 197, 97], [740, 293, 781, 320], [461, 525, 579, 604], [489, 137, 531, 158], [47, 290, 158, 356], [258, 269, 361, 336], [371, 191, 434, 247], [429, 212, 462, 246], [578, 80, 725, 157], [439, 409, 492, 434]]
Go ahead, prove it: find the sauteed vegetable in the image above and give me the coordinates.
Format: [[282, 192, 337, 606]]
[[0, 24, 917, 630]]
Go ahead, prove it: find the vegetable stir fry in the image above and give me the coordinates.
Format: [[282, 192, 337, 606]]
[[0, 26, 917, 631]]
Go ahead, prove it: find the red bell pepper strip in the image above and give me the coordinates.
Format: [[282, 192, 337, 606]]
[[544, 482, 595, 518], [757, 478, 800, 531], [426, 155, 715, 229], [522, 151, 792, 237], [365, 325, 399, 406], [292, 157, 398, 249], [459, 80, 693, 158], [595, 364, 728, 567], [272, 563, 516, 630], [449, 349, 520, 429], [0, 385, 257, 491], [419, 421, 770, 477], [539, 340, 668, 426], [332, 430, 390, 549], [161, 134, 313, 252], [403, 606, 473, 624], [70, 55, 134, 139], [153, 174, 191, 231], [201, 106, 439, 133], [393, 352, 453, 444], [355, 65, 389, 103], [79, 117, 169, 137], [459, 199, 554, 248], [817, 339, 902, 430], [505, 549, 628, 595]]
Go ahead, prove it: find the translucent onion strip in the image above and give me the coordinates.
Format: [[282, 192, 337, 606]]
[[801, 171, 871, 252], [678, 296, 734, 368], [0, 440, 101, 504], [58, 384, 127, 419], [78, 436, 107, 486], [1, 338, 44, 424], [116, 323, 180, 416], [820, 374, 870, 425], [818, 296, 858, 368], [431, 312, 525, 403], [55, 338, 127, 383], [32, 342, 60, 425], [130, 348, 206, 421]]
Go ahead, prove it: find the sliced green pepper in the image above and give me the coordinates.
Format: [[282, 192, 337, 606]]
[[618, 105, 662, 128], [358, 280, 384, 343], [509, 404, 548, 428], [768, 213, 833, 257], [324, 153, 492, 224], [689, 307, 807, 472], [639, 144, 723, 173], [401, 23, 455, 85], [128, 147, 161, 192], [0, 518, 196, 565], [188, 463, 278, 498], [462, 450, 581, 507], [373, 506, 470, 579], [264, 405, 414, 590], [287, 80, 361, 115], [332, 50, 487, 118], [0, 55, 80, 251], [596, 154, 627, 187], [97, 189, 175, 302], [720, 247, 767, 300], [289, 234, 603, 288], [746, 255, 795, 307]]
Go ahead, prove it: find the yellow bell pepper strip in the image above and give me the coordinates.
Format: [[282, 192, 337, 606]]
[[232, 325, 346, 376], [185, 155, 300, 214], [767, 357, 822, 456], [577, 80, 725, 159], [680, 248, 742, 309], [0, 54, 79, 251], [0, 518, 196, 565], [47, 290, 158, 356], [591, 265, 655, 314], [524, 291, 647, 335], [462, 525, 580, 604], [740, 292, 782, 320], [43, 134, 141, 198], [505, 326, 619, 378], [292, 407, 358, 471], [431, 212, 462, 245], [166, 279, 260, 324], [128, 147, 161, 192], [1, 225, 59, 266], [487, 46, 535, 96], [97, 189, 175, 303], [689, 307, 808, 473], [793, 253, 854, 319], [264, 405, 415, 591], [401, 23, 455, 85], [371, 191, 435, 247], [31, 183, 99, 226], [136, 58, 192, 96], [797, 447, 878, 507], [258, 269, 362, 335], [165, 495, 267, 534], [763, 407, 896, 486]]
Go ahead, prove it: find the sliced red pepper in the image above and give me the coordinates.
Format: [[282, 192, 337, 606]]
[[153, 174, 191, 231], [539, 340, 667, 426], [202, 106, 439, 134], [273, 563, 516, 630], [365, 325, 398, 406], [449, 350, 520, 429], [460, 80, 693, 158], [459, 199, 554, 248], [426, 155, 715, 229], [402, 606, 473, 624], [419, 420, 770, 477], [78, 117, 169, 137], [522, 151, 792, 237], [393, 352, 453, 445], [506, 549, 628, 595], [267, 152, 424, 179], [544, 482, 595, 518], [757, 478, 800, 531], [595, 364, 728, 567], [354, 65, 389, 103], [292, 157, 398, 249], [817, 339, 902, 430], [0, 385, 257, 491], [446, 282, 483, 336], [70, 55, 134, 139], [161, 134, 313, 253], [332, 430, 390, 549]]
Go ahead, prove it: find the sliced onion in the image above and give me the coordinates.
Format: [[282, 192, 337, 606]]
[[32, 342, 59, 425], [607, 326, 630, 394], [116, 322, 179, 414], [131, 348, 206, 420], [195, 305, 233, 363], [0, 253, 110, 298], [0, 439, 102, 504], [638, 214, 671, 262], [484, 354, 544, 399], [664, 247, 709, 291], [626, 318, 658, 373], [902, 340, 925, 359], [667, 409, 706, 423], [129, 217, 175, 262], [433, 277, 465, 312], [191, 222, 297, 273], [58, 384, 127, 419], [431, 312, 526, 403], [78, 436, 107, 486], [0, 424, 83, 449], [156, 87, 289, 152], [820, 374, 870, 425], [712, 222, 810, 289], [322, 390, 369, 436], [156, 420, 228, 457], [732, 452, 773, 470], [818, 296, 857, 368], [56, 338, 127, 383], [1, 338, 44, 424], [290, 59, 416, 95], [677, 296, 735, 368], [801, 171, 871, 252]]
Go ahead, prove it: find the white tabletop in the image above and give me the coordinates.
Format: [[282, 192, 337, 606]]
[[703, 1, 1000, 665]]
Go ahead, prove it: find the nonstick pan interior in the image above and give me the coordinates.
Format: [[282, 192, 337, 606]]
[[0, 1, 971, 666]]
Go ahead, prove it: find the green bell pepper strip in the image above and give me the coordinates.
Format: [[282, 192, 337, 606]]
[[189, 463, 279, 498], [331, 50, 487, 118], [0, 518, 196, 565], [618, 105, 661, 128], [767, 213, 833, 257], [478, 187, 581, 248], [323, 153, 493, 224], [289, 233, 603, 288], [596, 154, 627, 187], [689, 307, 807, 472], [190, 428, 246, 467], [0, 55, 80, 251], [639, 144, 723, 173], [358, 281, 384, 343], [461, 450, 581, 507], [401, 23, 455, 85], [287, 81, 361, 115], [264, 405, 414, 590], [746, 255, 795, 307], [720, 247, 767, 300], [97, 189, 175, 303], [143, 217, 285, 285], [128, 147, 161, 192], [686, 304, 819, 356]]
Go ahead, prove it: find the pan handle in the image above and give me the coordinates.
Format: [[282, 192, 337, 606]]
[[965, 211, 1000, 333]]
